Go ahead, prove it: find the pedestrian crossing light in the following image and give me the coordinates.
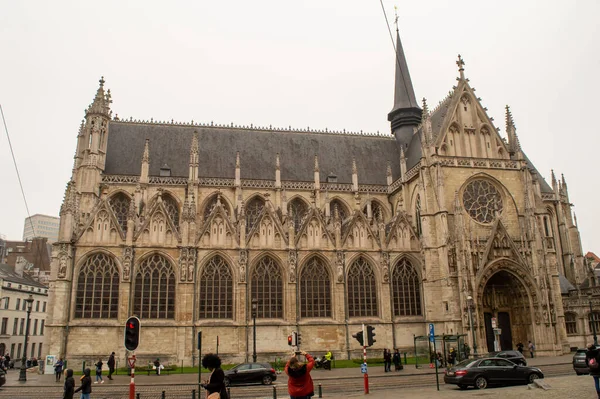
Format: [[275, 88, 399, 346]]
[[124, 316, 141, 351], [288, 334, 293, 346], [296, 332, 302, 346], [352, 330, 364, 346], [366, 325, 376, 347]]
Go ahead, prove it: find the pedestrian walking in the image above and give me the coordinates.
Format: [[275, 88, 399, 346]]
[[4, 353, 10, 370], [383, 349, 391, 372], [107, 352, 115, 380], [94, 358, 104, 383], [54, 357, 64, 382], [285, 350, 315, 399], [74, 368, 92, 399], [201, 353, 228, 399], [392, 349, 402, 371], [448, 348, 457, 366], [528, 341, 535, 358], [586, 343, 600, 399], [63, 369, 75, 399], [516, 342, 524, 354]]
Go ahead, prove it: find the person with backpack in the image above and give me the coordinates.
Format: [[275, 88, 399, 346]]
[[528, 341, 535, 358], [587, 344, 600, 398], [74, 368, 92, 399], [63, 369, 75, 399]]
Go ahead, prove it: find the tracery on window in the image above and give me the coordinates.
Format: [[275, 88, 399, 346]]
[[289, 198, 309, 233], [203, 194, 230, 221], [198, 256, 233, 319], [251, 256, 283, 318], [74, 253, 120, 319], [363, 201, 385, 222], [347, 257, 377, 317], [392, 258, 422, 316], [133, 254, 175, 319], [565, 312, 577, 334], [245, 197, 265, 233], [462, 179, 503, 224], [330, 199, 349, 222], [109, 193, 131, 233], [589, 312, 600, 336], [162, 194, 180, 230], [300, 257, 331, 318]]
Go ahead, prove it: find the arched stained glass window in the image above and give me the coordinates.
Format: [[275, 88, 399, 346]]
[[251, 256, 283, 318], [289, 198, 309, 233], [565, 312, 577, 334], [162, 194, 180, 230], [300, 257, 331, 318], [245, 197, 265, 233], [133, 254, 175, 319], [203, 194, 230, 221], [362, 200, 385, 222], [347, 257, 377, 317], [330, 199, 349, 222], [199, 256, 233, 319], [109, 193, 131, 233], [74, 253, 120, 319], [392, 258, 422, 316]]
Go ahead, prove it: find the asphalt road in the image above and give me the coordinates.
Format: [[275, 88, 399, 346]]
[[0, 362, 574, 399]]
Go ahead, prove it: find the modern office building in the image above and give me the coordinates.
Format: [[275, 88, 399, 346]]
[[23, 214, 60, 244]]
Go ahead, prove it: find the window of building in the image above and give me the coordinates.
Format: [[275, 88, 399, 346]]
[[162, 194, 180, 231], [33, 319, 38, 335], [19, 319, 24, 335], [198, 256, 233, 319], [31, 343, 35, 358], [16, 298, 20, 310], [289, 198, 309, 233], [300, 257, 331, 318], [330, 199, 349, 222], [38, 343, 42, 359], [347, 256, 378, 317], [109, 192, 131, 233], [40, 320, 45, 335], [10, 343, 15, 358], [42, 302, 47, 313], [22, 300, 26, 311], [589, 312, 600, 336], [17, 343, 22, 359], [245, 197, 265, 233], [3, 298, 8, 310], [565, 312, 577, 334], [35, 301, 40, 312], [74, 253, 120, 319], [12, 318, 18, 335], [462, 179, 504, 224], [251, 256, 283, 318], [0, 318, 7, 334], [133, 254, 175, 319], [392, 258, 422, 316]]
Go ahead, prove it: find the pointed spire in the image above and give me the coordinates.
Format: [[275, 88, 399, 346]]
[[456, 54, 465, 80], [142, 139, 150, 163], [352, 158, 357, 174], [551, 170, 558, 191], [422, 97, 429, 118], [190, 131, 199, 159], [275, 153, 280, 171], [236, 151, 240, 168], [422, 97, 432, 143], [140, 139, 150, 184], [505, 105, 521, 155], [314, 155, 319, 172], [386, 161, 392, 177], [86, 76, 112, 117], [561, 173, 567, 190]]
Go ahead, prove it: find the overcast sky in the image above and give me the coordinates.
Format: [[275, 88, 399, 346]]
[[1, 1, 598, 252]]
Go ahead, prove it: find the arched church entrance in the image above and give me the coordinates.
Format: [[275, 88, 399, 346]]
[[481, 270, 532, 353]]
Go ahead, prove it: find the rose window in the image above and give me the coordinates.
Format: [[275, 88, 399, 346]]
[[462, 180, 503, 223]]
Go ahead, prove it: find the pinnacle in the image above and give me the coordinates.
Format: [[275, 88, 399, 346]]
[[456, 54, 465, 80], [422, 98, 429, 118]]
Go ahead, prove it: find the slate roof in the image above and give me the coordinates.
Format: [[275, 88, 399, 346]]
[[0, 264, 47, 289], [105, 122, 401, 185], [558, 273, 576, 294]]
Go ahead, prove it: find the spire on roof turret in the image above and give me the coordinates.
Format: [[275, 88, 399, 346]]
[[86, 76, 112, 117], [456, 54, 465, 80], [505, 105, 522, 158], [388, 25, 421, 149], [551, 169, 558, 192]]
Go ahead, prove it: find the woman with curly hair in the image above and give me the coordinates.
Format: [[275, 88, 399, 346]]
[[285, 350, 315, 399], [201, 353, 228, 399]]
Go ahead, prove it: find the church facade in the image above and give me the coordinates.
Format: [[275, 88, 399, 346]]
[[46, 31, 595, 366]]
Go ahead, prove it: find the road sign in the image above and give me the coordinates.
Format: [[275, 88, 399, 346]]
[[127, 356, 136, 368], [429, 323, 435, 342], [491, 317, 497, 328], [361, 363, 368, 374]]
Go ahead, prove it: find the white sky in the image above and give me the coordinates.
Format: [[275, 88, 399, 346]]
[[0, 1, 598, 252]]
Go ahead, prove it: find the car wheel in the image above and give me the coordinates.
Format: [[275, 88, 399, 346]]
[[528, 373, 540, 383], [262, 375, 273, 385], [458, 384, 468, 390], [475, 376, 488, 390], [223, 377, 230, 387]]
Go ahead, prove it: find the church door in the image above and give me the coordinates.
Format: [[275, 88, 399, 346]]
[[484, 313, 495, 353], [498, 312, 513, 350]]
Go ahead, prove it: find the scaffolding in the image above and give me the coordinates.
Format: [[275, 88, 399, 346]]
[[413, 334, 468, 368]]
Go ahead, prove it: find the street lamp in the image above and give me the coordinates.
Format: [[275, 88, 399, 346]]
[[466, 295, 478, 356], [589, 293, 598, 346], [251, 298, 258, 363], [18, 295, 35, 382]]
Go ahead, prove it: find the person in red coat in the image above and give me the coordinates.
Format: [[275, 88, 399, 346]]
[[285, 350, 315, 399]]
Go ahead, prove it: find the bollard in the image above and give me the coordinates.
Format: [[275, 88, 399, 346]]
[[136, 394, 140, 399], [182, 360, 184, 373], [227, 387, 231, 398], [318, 383, 323, 398], [162, 391, 166, 399], [82, 361, 86, 374], [192, 389, 196, 399], [272, 385, 277, 399], [404, 352, 407, 365]]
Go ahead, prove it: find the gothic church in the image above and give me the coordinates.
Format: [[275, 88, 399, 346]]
[[46, 30, 594, 366]]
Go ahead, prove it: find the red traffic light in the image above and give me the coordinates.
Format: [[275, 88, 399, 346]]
[[124, 316, 141, 351], [287, 335, 293, 346]]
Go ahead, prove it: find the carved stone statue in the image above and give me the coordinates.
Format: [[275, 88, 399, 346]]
[[239, 249, 248, 283], [336, 251, 345, 283], [289, 250, 297, 283], [381, 252, 390, 283], [187, 248, 196, 282], [122, 246, 133, 281]]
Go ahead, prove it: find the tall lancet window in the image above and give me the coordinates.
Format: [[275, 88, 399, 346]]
[[245, 197, 265, 233], [162, 194, 180, 230], [300, 257, 331, 318], [133, 254, 176, 319], [347, 256, 377, 317], [251, 256, 283, 318], [198, 256, 233, 319], [289, 197, 309, 233], [109, 193, 131, 233], [74, 253, 120, 319], [392, 258, 422, 316]]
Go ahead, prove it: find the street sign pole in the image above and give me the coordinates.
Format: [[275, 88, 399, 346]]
[[362, 324, 369, 394], [429, 323, 439, 391], [128, 354, 136, 399], [198, 331, 202, 396]]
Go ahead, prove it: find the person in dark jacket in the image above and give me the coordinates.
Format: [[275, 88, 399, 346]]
[[392, 349, 402, 371], [201, 353, 228, 399], [586, 344, 600, 399], [107, 352, 115, 380], [74, 368, 92, 399], [63, 369, 75, 399], [285, 350, 315, 399], [55, 357, 64, 382]]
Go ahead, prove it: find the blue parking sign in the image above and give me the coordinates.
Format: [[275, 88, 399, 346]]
[[361, 363, 368, 374], [429, 323, 435, 342]]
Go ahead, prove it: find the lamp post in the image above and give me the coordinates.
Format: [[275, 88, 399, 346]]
[[466, 295, 478, 356], [18, 295, 35, 382], [251, 298, 258, 362], [589, 293, 598, 346]]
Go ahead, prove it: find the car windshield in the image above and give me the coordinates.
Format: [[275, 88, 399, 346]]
[[455, 359, 477, 368]]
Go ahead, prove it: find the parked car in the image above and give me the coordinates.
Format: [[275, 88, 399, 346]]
[[224, 362, 277, 386], [492, 350, 527, 366], [0, 368, 5, 387], [573, 348, 593, 375], [444, 358, 543, 390]]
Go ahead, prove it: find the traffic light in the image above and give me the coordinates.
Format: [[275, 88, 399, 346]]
[[366, 325, 376, 347], [124, 316, 141, 351], [288, 334, 293, 346], [292, 331, 298, 346], [352, 330, 364, 346], [296, 332, 302, 346]]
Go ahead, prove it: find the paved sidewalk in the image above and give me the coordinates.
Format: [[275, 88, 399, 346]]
[[2, 353, 573, 387]]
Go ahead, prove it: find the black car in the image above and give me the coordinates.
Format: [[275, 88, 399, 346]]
[[224, 363, 277, 386], [492, 350, 527, 366], [444, 358, 543, 390]]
